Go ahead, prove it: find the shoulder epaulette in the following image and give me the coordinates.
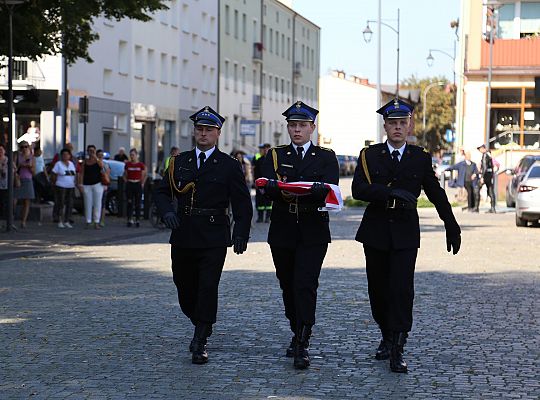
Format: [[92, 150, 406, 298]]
[[318, 145, 334, 152], [274, 144, 288, 149]]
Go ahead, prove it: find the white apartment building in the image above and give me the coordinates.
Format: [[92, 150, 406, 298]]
[[1, 0, 218, 178], [318, 70, 378, 156], [218, 0, 320, 155]]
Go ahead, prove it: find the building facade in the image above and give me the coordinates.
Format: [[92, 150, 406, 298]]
[[218, 0, 320, 155], [457, 0, 540, 153]]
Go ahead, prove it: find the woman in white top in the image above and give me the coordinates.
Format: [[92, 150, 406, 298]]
[[51, 148, 77, 228]]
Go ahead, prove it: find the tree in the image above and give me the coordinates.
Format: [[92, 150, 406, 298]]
[[0, 0, 167, 65], [401, 75, 455, 154]]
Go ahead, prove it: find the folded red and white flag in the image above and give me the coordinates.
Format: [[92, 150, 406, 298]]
[[255, 178, 343, 212]]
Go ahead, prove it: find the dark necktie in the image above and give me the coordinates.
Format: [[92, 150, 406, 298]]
[[198, 152, 206, 169], [296, 146, 304, 162], [391, 150, 400, 169]]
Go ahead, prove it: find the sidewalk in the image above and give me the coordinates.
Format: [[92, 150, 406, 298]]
[[0, 215, 162, 261]]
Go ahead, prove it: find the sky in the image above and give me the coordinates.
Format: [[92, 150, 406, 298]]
[[292, 0, 460, 84]]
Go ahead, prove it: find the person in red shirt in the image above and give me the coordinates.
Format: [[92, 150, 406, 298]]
[[123, 148, 147, 227]]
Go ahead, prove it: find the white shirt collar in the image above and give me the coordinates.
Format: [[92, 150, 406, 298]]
[[195, 146, 216, 160], [292, 141, 311, 157], [387, 142, 406, 159]]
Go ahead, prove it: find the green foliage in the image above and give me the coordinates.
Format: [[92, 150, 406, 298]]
[[401, 75, 455, 154], [344, 196, 459, 208], [0, 0, 168, 65]]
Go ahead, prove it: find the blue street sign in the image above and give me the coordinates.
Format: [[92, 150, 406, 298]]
[[445, 129, 455, 143]]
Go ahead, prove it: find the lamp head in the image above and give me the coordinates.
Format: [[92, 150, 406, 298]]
[[426, 52, 434, 67], [362, 24, 373, 43]]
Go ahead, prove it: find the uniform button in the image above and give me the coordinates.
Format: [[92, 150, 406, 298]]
[[389, 219, 394, 223]]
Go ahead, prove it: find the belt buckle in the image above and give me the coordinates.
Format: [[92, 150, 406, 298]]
[[289, 203, 298, 214], [184, 206, 191, 215], [387, 198, 396, 209]]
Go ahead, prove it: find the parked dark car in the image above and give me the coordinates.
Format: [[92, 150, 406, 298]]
[[505, 155, 540, 207], [103, 159, 126, 215]]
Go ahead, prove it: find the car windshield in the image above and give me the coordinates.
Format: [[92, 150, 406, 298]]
[[527, 166, 540, 178]]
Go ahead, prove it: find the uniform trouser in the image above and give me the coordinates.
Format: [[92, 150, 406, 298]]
[[126, 182, 142, 221], [363, 244, 418, 333], [481, 174, 496, 208], [171, 246, 227, 325], [270, 244, 328, 332], [255, 191, 272, 210]]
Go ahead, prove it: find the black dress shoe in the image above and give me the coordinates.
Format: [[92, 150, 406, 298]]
[[375, 339, 390, 360], [286, 336, 296, 357], [191, 323, 212, 364], [390, 332, 408, 373], [293, 326, 311, 369]]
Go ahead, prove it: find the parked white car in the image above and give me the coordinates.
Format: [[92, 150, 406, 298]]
[[515, 161, 540, 227]]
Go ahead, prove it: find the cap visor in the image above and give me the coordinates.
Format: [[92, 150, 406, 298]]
[[194, 120, 221, 128], [386, 112, 411, 119]]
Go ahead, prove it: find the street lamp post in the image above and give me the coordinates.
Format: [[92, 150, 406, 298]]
[[3, 0, 27, 232], [426, 42, 457, 86], [363, 6, 400, 143], [422, 81, 445, 132]]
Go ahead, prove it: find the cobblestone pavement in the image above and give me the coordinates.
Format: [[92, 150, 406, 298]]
[[1, 185, 539, 399]]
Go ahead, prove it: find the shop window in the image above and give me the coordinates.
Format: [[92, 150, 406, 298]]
[[491, 88, 521, 104], [490, 108, 521, 147], [523, 108, 540, 148], [525, 89, 538, 104]]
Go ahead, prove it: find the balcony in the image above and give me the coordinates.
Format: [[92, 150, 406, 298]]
[[0, 58, 46, 89], [481, 37, 540, 69], [253, 42, 263, 63]]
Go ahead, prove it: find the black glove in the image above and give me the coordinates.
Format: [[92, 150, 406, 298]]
[[310, 182, 330, 200], [389, 188, 417, 203], [264, 179, 281, 199], [446, 234, 461, 255], [162, 212, 180, 230], [233, 237, 248, 254]]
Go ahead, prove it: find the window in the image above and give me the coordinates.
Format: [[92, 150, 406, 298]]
[[182, 59, 189, 87], [201, 12, 208, 40], [201, 65, 208, 93], [497, 4, 515, 39], [275, 77, 278, 101], [269, 28, 273, 52], [191, 88, 198, 107], [224, 60, 230, 90], [170, 0, 178, 28], [103, 69, 113, 94], [253, 19, 258, 42], [252, 68, 257, 92], [242, 65, 246, 94], [171, 56, 178, 86], [134, 45, 143, 78], [234, 63, 238, 92], [225, 5, 230, 35], [181, 3, 190, 32], [242, 13, 247, 41], [159, 7, 168, 25], [234, 9, 239, 39], [281, 78, 284, 102], [306, 46, 309, 69], [268, 73, 272, 100], [275, 31, 279, 55], [276, 11, 279, 23], [311, 49, 315, 71], [192, 33, 199, 55], [147, 49, 155, 81], [287, 38, 291, 60], [492, 88, 521, 104], [209, 67, 216, 94], [118, 40, 128, 75], [302, 44, 305, 66], [160, 53, 168, 83], [307, 29, 310, 40], [281, 34, 285, 58], [210, 16, 216, 42], [181, 120, 191, 138], [262, 72, 266, 97], [521, 2, 540, 37]]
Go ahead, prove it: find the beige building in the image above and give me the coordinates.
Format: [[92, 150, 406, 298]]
[[218, 0, 320, 154]]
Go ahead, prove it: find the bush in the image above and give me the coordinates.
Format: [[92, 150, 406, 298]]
[[343, 196, 459, 208]]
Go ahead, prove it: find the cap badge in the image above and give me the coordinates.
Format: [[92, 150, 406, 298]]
[[295, 101, 302, 108], [393, 100, 400, 109]]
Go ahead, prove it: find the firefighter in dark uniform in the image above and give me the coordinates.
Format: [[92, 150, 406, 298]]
[[260, 101, 339, 370], [253, 143, 272, 222], [352, 99, 461, 373], [153, 106, 252, 365], [476, 144, 497, 213]]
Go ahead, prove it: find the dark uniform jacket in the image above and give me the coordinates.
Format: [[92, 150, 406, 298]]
[[261, 143, 339, 248], [352, 143, 460, 250], [154, 148, 252, 248]]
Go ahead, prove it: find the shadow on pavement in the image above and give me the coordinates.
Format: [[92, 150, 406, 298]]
[[1, 252, 538, 399]]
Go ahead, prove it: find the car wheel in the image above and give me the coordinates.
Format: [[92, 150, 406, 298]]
[[515, 213, 527, 227]]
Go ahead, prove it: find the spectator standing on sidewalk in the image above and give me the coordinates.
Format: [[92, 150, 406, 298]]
[[447, 152, 479, 212], [50, 142, 74, 222], [0, 143, 14, 229], [123, 148, 146, 227], [78, 145, 104, 229], [476, 144, 497, 213], [14, 141, 35, 228], [33, 147, 49, 203], [114, 147, 128, 162], [97, 149, 111, 227], [51, 148, 76, 228]]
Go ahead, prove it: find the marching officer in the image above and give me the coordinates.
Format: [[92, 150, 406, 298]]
[[153, 106, 252, 365], [476, 144, 497, 213], [253, 143, 272, 222], [260, 101, 339, 369], [352, 99, 461, 373]]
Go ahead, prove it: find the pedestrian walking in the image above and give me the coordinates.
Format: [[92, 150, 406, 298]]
[[114, 147, 128, 162], [97, 149, 110, 227], [352, 99, 461, 373], [51, 148, 76, 228], [253, 143, 272, 223], [14, 141, 35, 228], [78, 145, 105, 229], [260, 101, 339, 370], [477, 144, 497, 213], [123, 149, 146, 227], [153, 106, 252, 365]]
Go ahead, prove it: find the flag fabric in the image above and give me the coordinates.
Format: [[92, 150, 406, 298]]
[[255, 178, 343, 212]]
